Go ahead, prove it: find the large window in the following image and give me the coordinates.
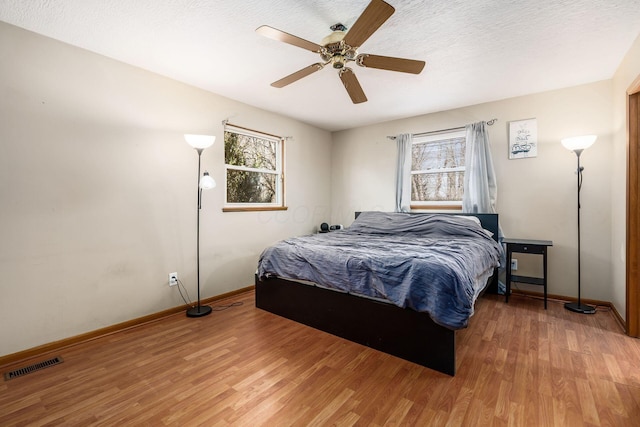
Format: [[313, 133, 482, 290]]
[[410, 129, 466, 208], [224, 124, 285, 211]]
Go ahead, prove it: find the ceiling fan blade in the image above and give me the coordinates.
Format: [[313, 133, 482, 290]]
[[339, 67, 367, 104], [357, 54, 426, 74], [271, 63, 324, 88], [256, 25, 322, 53], [343, 0, 395, 49]]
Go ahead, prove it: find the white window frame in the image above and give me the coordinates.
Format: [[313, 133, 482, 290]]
[[410, 129, 466, 209], [223, 124, 286, 212]]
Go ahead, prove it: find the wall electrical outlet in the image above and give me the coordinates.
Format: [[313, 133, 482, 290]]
[[511, 259, 518, 271], [169, 272, 178, 287]]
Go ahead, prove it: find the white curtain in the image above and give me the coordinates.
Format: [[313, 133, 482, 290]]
[[463, 122, 497, 214], [395, 134, 412, 212], [464, 121, 506, 293]]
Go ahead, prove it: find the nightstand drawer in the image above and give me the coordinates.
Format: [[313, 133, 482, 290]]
[[507, 243, 546, 254]]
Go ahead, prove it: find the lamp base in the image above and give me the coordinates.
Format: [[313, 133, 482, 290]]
[[564, 302, 596, 314], [186, 305, 212, 317]]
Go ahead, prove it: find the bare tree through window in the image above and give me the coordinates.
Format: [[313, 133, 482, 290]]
[[410, 130, 465, 205], [224, 126, 283, 207]]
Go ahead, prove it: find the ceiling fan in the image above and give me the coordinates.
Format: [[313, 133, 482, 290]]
[[256, 0, 426, 104]]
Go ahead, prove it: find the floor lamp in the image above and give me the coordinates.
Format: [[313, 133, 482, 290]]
[[561, 135, 597, 314], [185, 134, 216, 318]]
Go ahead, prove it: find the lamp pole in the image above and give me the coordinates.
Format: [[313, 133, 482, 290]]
[[185, 134, 215, 318], [186, 148, 212, 317], [562, 136, 596, 314]]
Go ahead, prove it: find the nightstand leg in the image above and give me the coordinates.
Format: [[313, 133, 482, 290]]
[[505, 248, 512, 303], [543, 248, 548, 309]]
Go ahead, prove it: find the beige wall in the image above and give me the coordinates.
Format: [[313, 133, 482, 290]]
[[331, 81, 614, 304], [0, 22, 332, 357], [611, 33, 640, 321], [2, 19, 638, 358]]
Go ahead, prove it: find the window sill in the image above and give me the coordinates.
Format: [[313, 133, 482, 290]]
[[223, 206, 288, 213], [410, 204, 462, 211]]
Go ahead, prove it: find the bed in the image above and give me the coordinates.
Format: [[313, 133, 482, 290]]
[[254, 211, 502, 376]]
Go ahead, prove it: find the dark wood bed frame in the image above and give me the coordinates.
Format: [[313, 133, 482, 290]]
[[255, 213, 499, 376]]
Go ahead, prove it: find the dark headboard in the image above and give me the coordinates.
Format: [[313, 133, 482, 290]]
[[354, 211, 500, 243]]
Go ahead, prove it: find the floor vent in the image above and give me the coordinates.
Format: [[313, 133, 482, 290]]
[[4, 356, 64, 381]]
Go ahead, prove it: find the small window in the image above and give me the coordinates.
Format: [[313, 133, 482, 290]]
[[410, 129, 466, 208], [223, 124, 286, 212]]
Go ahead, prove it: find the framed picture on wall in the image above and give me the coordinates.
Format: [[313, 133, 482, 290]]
[[509, 118, 538, 159]]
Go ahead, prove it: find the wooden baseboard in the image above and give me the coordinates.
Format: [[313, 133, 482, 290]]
[[510, 288, 609, 306], [509, 289, 626, 332], [609, 304, 627, 333], [0, 286, 254, 369]]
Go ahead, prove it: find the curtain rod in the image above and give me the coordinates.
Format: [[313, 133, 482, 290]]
[[386, 118, 498, 140], [222, 119, 284, 140]]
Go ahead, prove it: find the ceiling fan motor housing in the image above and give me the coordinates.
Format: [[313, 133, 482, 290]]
[[321, 29, 346, 46], [321, 30, 359, 69]]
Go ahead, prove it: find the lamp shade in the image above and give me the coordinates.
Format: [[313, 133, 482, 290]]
[[185, 134, 215, 149], [200, 172, 216, 189], [561, 135, 597, 152]]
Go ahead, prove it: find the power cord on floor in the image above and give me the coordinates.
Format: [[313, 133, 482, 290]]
[[211, 301, 243, 311]]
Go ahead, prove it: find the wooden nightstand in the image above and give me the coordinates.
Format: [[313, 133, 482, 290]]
[[503, 238, 553, 309]]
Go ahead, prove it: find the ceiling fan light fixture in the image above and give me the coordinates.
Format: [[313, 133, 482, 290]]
[[344, 48, 358, 60], [332, 56, 346, 69]]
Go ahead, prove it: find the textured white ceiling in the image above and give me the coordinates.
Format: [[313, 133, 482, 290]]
[[1, 0, 640, 131]]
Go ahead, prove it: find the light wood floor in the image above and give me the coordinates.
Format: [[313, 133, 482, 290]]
[[1, 291, 639, 426]]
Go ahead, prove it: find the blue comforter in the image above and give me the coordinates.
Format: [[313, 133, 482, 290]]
[[257, 212, 503, 330]]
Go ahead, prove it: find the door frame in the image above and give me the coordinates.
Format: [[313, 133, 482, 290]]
[[627, 74, 640, 337]]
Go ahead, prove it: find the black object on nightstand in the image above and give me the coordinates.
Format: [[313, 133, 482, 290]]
[[504, 238, 553, 309]]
